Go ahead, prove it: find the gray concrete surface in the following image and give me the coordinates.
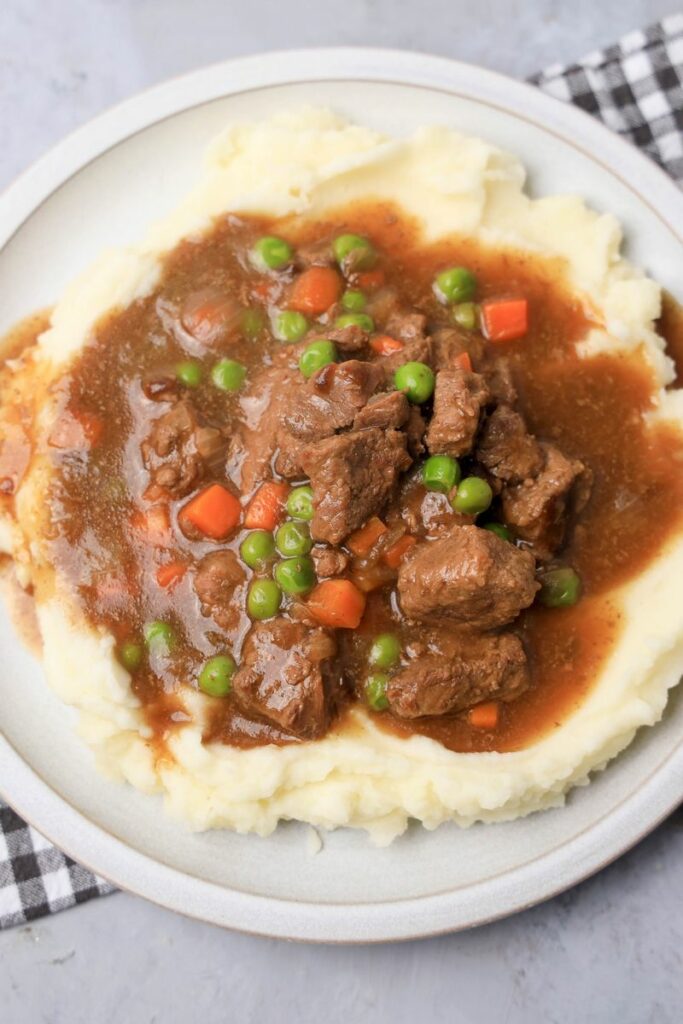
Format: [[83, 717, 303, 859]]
[[1, 1, 681, 1021]]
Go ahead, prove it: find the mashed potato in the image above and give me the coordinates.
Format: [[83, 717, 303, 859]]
[[2, 108, 683, 844]]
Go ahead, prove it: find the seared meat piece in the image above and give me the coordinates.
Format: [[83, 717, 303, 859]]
[[352, 390, 410, 431], [477, 406, 544, 484], [194, 550, 246, 632], [275, 360, 384, 478], [141, 399, 225, 499], [325, 323, 369, 354], [387, 632, 529, 718], [379, 337, 433, 381], [426, 367, 490, 457], [283, 360, 383, 442], [232, 620, 340, 739], [405, 405, 427, 457], [311, 545, 350, 578], [229, 366, 298, 492], [300, 427, 411, 545], [398, 524, 538, 629], [502, 442, 591, 559], [385, 310, 428, 342], [431, 327, 484, 370]]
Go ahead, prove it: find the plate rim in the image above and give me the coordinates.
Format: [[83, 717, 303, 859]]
[[1, 47, 682, 942]]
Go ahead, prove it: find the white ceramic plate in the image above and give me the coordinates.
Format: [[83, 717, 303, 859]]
[[1, 49, 682, 943]]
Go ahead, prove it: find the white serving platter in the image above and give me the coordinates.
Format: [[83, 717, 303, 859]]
[[0, 48, 681, 942]]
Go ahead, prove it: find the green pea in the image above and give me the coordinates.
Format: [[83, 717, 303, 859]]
[[451, 477, 493, 516], [241, 308, 265, 339], [247, 579, 282, 620], [176, 360, 202, 388], [299, 340, 337, 379], [434, 267, 477, 305], [369, 634, 400, 671], [394, 361, 435, 404], [365, 672, 389, 711], [211, 358, 247, 392], [286, 485, 314, 521], [143, 620, 174, 653], [275, 520, 312, 557], [250, 235, 293, 271], [274, 310, 308, 343], [422, 454, 461, 494], [334, 312, 375, 333], [539, 567, 582, 608], [274, 555, 317, 596], [452, 302, 479, 330], [341, 289, 366, 312], [198, 654, 236, 698], [332, 233, 377, 272], [118, 640, 143, 673], [483, 522, 512, 542], [240, 530, 276, 570]]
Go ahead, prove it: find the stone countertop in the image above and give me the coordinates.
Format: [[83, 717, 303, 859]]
[[1, 1, 681, 1021]]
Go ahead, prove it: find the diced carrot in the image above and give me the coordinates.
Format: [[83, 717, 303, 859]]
[[48, 410, 104, 450], [383, 534, 416, 569], [370, 335, 404, 356], [468, 702, 500, 729], [347, 516, 388, 557], [307, 579, 366, 629], [131, 505, 171, 547], [454, 351, 473, 372], [357, 269, 385, 291], [156, 561, 187, 589], [481, 298, 528, 343], [180, 484, 241, 539], [289, 266, 342, 316], [244, 481, 290, 531]]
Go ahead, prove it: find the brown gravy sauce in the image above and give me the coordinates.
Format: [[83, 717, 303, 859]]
[[2, 210, 683, 756]]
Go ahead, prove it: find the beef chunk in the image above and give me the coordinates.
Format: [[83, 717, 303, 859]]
[[311, 545, 350, 578], [426, 367, 490, 457], [477, 406, 544, 484], [406, 405, 427, 457], [379, 337, 433, 381], [232, 620, 339, 739], [325, 323, 369, 354], [228, 367, 299, 493], [141, 399, 226, 500], [387, 632, 529, 718], [299, 427, 411, 544], [502, 442, 590, 559], [275, 360, 384, 478], [431, 327, 484, 370], [397, 525, 538, 629], [385, 310, 428, 342], [352, 390, 410, 431], [283, 360, 383, 442], [194, 550, 246, 632]]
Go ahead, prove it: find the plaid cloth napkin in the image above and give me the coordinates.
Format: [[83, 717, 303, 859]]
[[1, 12, 682, 930]]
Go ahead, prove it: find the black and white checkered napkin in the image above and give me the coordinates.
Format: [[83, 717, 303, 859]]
[[1, 13, 682, 930]]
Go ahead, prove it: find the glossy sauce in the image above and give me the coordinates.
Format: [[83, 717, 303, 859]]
[[4, 205, 683, 755]]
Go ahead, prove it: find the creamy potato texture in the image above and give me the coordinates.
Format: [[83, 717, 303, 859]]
[[2, 109, 683, 844]]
